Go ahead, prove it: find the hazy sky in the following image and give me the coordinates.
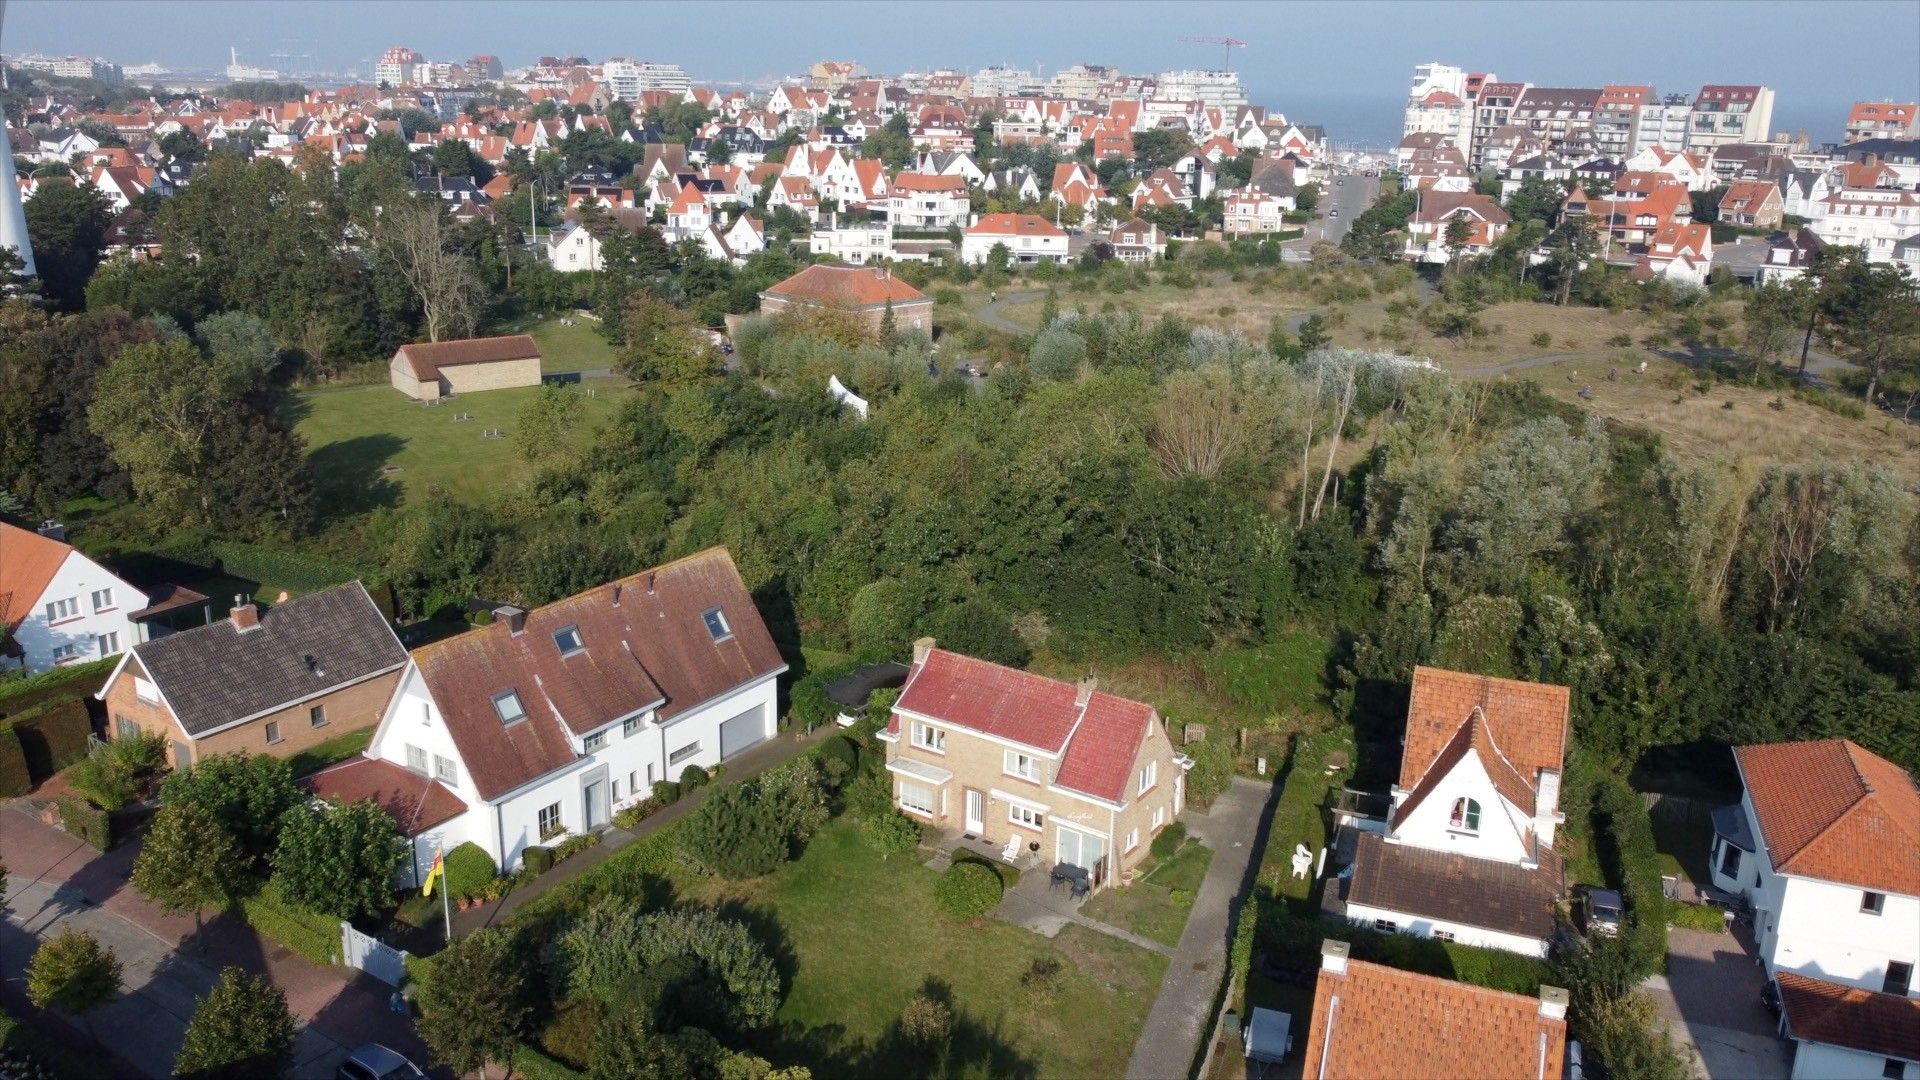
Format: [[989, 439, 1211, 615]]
[[6, 0, 1917, 141]]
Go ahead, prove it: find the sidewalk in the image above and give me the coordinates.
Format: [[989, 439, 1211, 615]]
[[1125, 777, 1277, 1080], [1, 806, 432, 1078], [454, 723, 836, 934]]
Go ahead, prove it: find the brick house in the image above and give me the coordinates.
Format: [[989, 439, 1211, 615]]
[[758, 264, 932, 338], [389, 334, 542, 401], [878, 641, 1189, 892], [97, 583, 406, 769], [1299, 941, 1568, 1079], [1719, 179, 1785, 230]]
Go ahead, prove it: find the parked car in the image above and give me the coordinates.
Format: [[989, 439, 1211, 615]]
[[337, 1045, 426, 1080], [1576, 885, 1624, 937], [1329, 209, 1340, 218]]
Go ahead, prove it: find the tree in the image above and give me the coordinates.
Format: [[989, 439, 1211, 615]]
[[172, 968, 296, 1080], [25, 928, 121, 1027], [1443, 216, 1474, 270], [159, 752, 301, 864], [270, 800, 404, 921], [1296, 313, 1331, 351], [131, 801, 245, 945], [621, 292, 718, 384], [1742, 278, 1812, 375], [1132, 129, 1194, 170], [369, 198, 482, 343], [515, 381, 587, 463], [1815, 252, 1920, 402], [22, 178, 112, 310], [1503, 176, 1565, 227], [89, 339, 270, 526], [416, 927, 533, 1080]]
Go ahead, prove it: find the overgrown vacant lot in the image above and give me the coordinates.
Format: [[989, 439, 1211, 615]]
[[291, 378, 629, 510], [677, 822, 1165, 1079]]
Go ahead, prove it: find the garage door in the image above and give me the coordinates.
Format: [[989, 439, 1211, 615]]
[[718, 705, 768, 760]]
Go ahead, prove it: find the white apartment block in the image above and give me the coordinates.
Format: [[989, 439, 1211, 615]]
[[603, 59, 691, 99]]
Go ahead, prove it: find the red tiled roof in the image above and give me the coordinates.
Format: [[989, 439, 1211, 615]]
[[1300, 959, 1567, 1079], [762, 265, 929, 308], [303, 756, 466, 835], [896, 648, 1160, 805], [1776, 971, 1920, 1063], [412, 548, 786, 800], [393, 335, 540, 381], [890, 171, 966, 193], [967, 212, 1067, 238], [0, 521, 72, 633], [1399, 667, 1568, 799], [1735, 740, 1920, 894]]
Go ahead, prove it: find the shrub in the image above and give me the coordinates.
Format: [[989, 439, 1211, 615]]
[[934, 860, 1003, 920], [25, 927, 121, 1015], [613, 798, 660, 829], [1029, 327, 1089, 381], [1532, 331, 1553, 348], [679, 764, 710, 789], [788, 662, 853, 729], [69, 732, 165, 810], [561, 907, 780, 1031], [0, 657, 115, 719], [57, 797, 111, 850], [233, 879, 340, 965], [651, 780, 682, 805], [1019, 956, 1063, 1001], [0, 729, 30, 797], [679, 761, 827, 879], [444, 841, 498, 900], [1183, 736, 1234, 810], [4, 699, 93, 781], [861, 809, 923, 857], [899, 992, 952, 1053], [1668, 900, 1728, 933], [522, 846, 555, 875], [1150, 821, 1188, 861], [553, 833, 599, 862]]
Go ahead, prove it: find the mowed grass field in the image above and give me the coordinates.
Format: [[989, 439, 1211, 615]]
[[292, 377, 630, 510], [523, 314, 622, 373]]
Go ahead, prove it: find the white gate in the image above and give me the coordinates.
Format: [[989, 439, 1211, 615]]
[[340, 921, 410, 987]]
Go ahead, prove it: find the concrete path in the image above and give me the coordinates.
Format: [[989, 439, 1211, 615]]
[[993, 873, 1177, 958], [976, 289, 1046, 334], [454, 722, 838, 933], [1126, 777, 1275, 1080]]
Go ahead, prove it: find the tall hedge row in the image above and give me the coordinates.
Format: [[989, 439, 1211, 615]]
[[4, 699, 94, 780], [0, 729, 30, 797]]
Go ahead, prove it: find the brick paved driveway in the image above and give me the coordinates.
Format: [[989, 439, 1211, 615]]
[[1642, 924, 1791, 1079]]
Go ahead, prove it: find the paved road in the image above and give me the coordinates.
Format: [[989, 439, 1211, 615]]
[[1643, 925, 1790, 1080], [1125, 777, 1275, 1080], [976, 289, 1047, 334], [2, 807, 433, 1078], [1295, 170, 1380, 248]]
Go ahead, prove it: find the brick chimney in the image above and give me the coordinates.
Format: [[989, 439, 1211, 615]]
[[912, 636, 936, 665], [1539, 985, 1569, 1021], [1076, 674, 1097, 707], [230, 598, 260, 632], [496, 604, 527, 635]]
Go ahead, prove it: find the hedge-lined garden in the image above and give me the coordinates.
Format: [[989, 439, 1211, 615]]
[[0, 659, 113, 797]]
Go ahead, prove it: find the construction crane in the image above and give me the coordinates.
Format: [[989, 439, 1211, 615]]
[[1179, 36, 1248, 73]]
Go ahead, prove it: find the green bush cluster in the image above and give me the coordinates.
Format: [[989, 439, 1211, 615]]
[[934, 860, 1003, 920], [0, 730, 29, 798], [68, 732, 165, 810], [234, 881, 340, 965], [57, 796, 111, 850], [679, 764, 710, 789], [552, 833, 599, 862], [678, 757, 829, 879], [522, 846, 555, 875], [444, 842, 498, 900], [3, 699, 93, 781], [1150, 821, 1188, 861], [1589, 770, 1670, 975], [0, 658, 116, 717], [651, 780, 682, 805]]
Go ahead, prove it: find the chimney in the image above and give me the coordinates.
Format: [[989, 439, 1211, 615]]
[[230, 600, 260, 631], [912, 636, 936, 665], [1535, 768, 1562, 825], [1539, 985, 1570, 1021], [611, 583, 622, 607], [646, 572, 656, 595], [497, 604, 527, 634], [1076, 674, 1097, 707], [1320, 938, 1350, 975]]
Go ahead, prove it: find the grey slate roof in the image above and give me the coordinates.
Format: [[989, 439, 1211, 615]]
[[1347, 832, 1564, 940], [133, 582, 405, 737]]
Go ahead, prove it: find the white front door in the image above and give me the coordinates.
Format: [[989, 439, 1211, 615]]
[[965, 789, 985, 835]]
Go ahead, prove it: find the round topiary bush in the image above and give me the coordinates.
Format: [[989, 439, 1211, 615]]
[[521, 846, 554, 875], [680, 764, 710, 789], [652, 780, 682, 805], [444, 841, 497, 900], [935, 860, 1004, 920]]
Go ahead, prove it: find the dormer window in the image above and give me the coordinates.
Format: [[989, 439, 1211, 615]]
[[493, 690, 527, 725], [702, 607, 732, 642], [1449, 797, 1481, 833], [553, 625, 584, 656]]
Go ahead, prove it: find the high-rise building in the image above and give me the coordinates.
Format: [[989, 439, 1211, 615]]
[[1593, 85, 1653, 160], [602, 59, 690, 100], [1686, 85, 1775, 150], [468, 55, 505, 83], [375, 46, 423, 87], [971, 65, 1039, 99], [1635, 93, 1693, 153], [1047, 64, 1118, 101], [1511, 87, 1602, 155], [1155, 69, 1248, 111], [1470, 81, 1530, 169]]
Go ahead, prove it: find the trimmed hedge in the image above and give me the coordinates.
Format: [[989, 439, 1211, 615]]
[[651, 779, 682, 805], [512, 1044, 587, 1080], [57, 796, 111, 850], [444, 841, 498, 900], [235, 880, 340, 964], [4, 699, 94, 781], [935, 859, 1004, 920], [1151, 821, 1188, 861], [522, 846, 554, 875], [679, 764, 710, 789], [0, 657, 115, 717], [1589, 770, 1670, 975], [0, 730, 29, 797], [1257, 906, 1552, 996]]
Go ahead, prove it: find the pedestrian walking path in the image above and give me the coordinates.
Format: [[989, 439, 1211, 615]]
[[1125, 777, 1276, 1080]]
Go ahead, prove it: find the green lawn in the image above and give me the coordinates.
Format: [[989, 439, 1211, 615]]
[[1650, 816, 1714, 889], [1082, 838, 1215, 947], [1264, 727, 1357, 907], [292, 378, 629, 510], [681, 822, 1165, 1079], [288, 727, 374, 778], [1203, 632, 1335, 722], [522, 315, 621, 373]]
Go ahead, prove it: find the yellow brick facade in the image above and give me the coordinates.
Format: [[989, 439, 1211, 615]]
[[389, 355, 541, 400], [102, 657, 401, 768], [887, 708, 1183, 889]]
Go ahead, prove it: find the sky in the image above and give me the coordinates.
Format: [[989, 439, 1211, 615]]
[[5, 0, 1918, 144]]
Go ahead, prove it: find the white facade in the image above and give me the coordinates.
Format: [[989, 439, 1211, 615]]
[[1635, 101, 1693, 154], [5, 547, 146, 674], [1154, 69, 1249, 111], [547, 223, 604, 272], [603, 59, 690, 99], [810, 223, 894, 264], [1343, 898, 1548, 957], [1810, 188, 1920, 266], [1788, 1041, 1916, 1080], [368, 662, 779, 876], [961, 226, 1068, 266]]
